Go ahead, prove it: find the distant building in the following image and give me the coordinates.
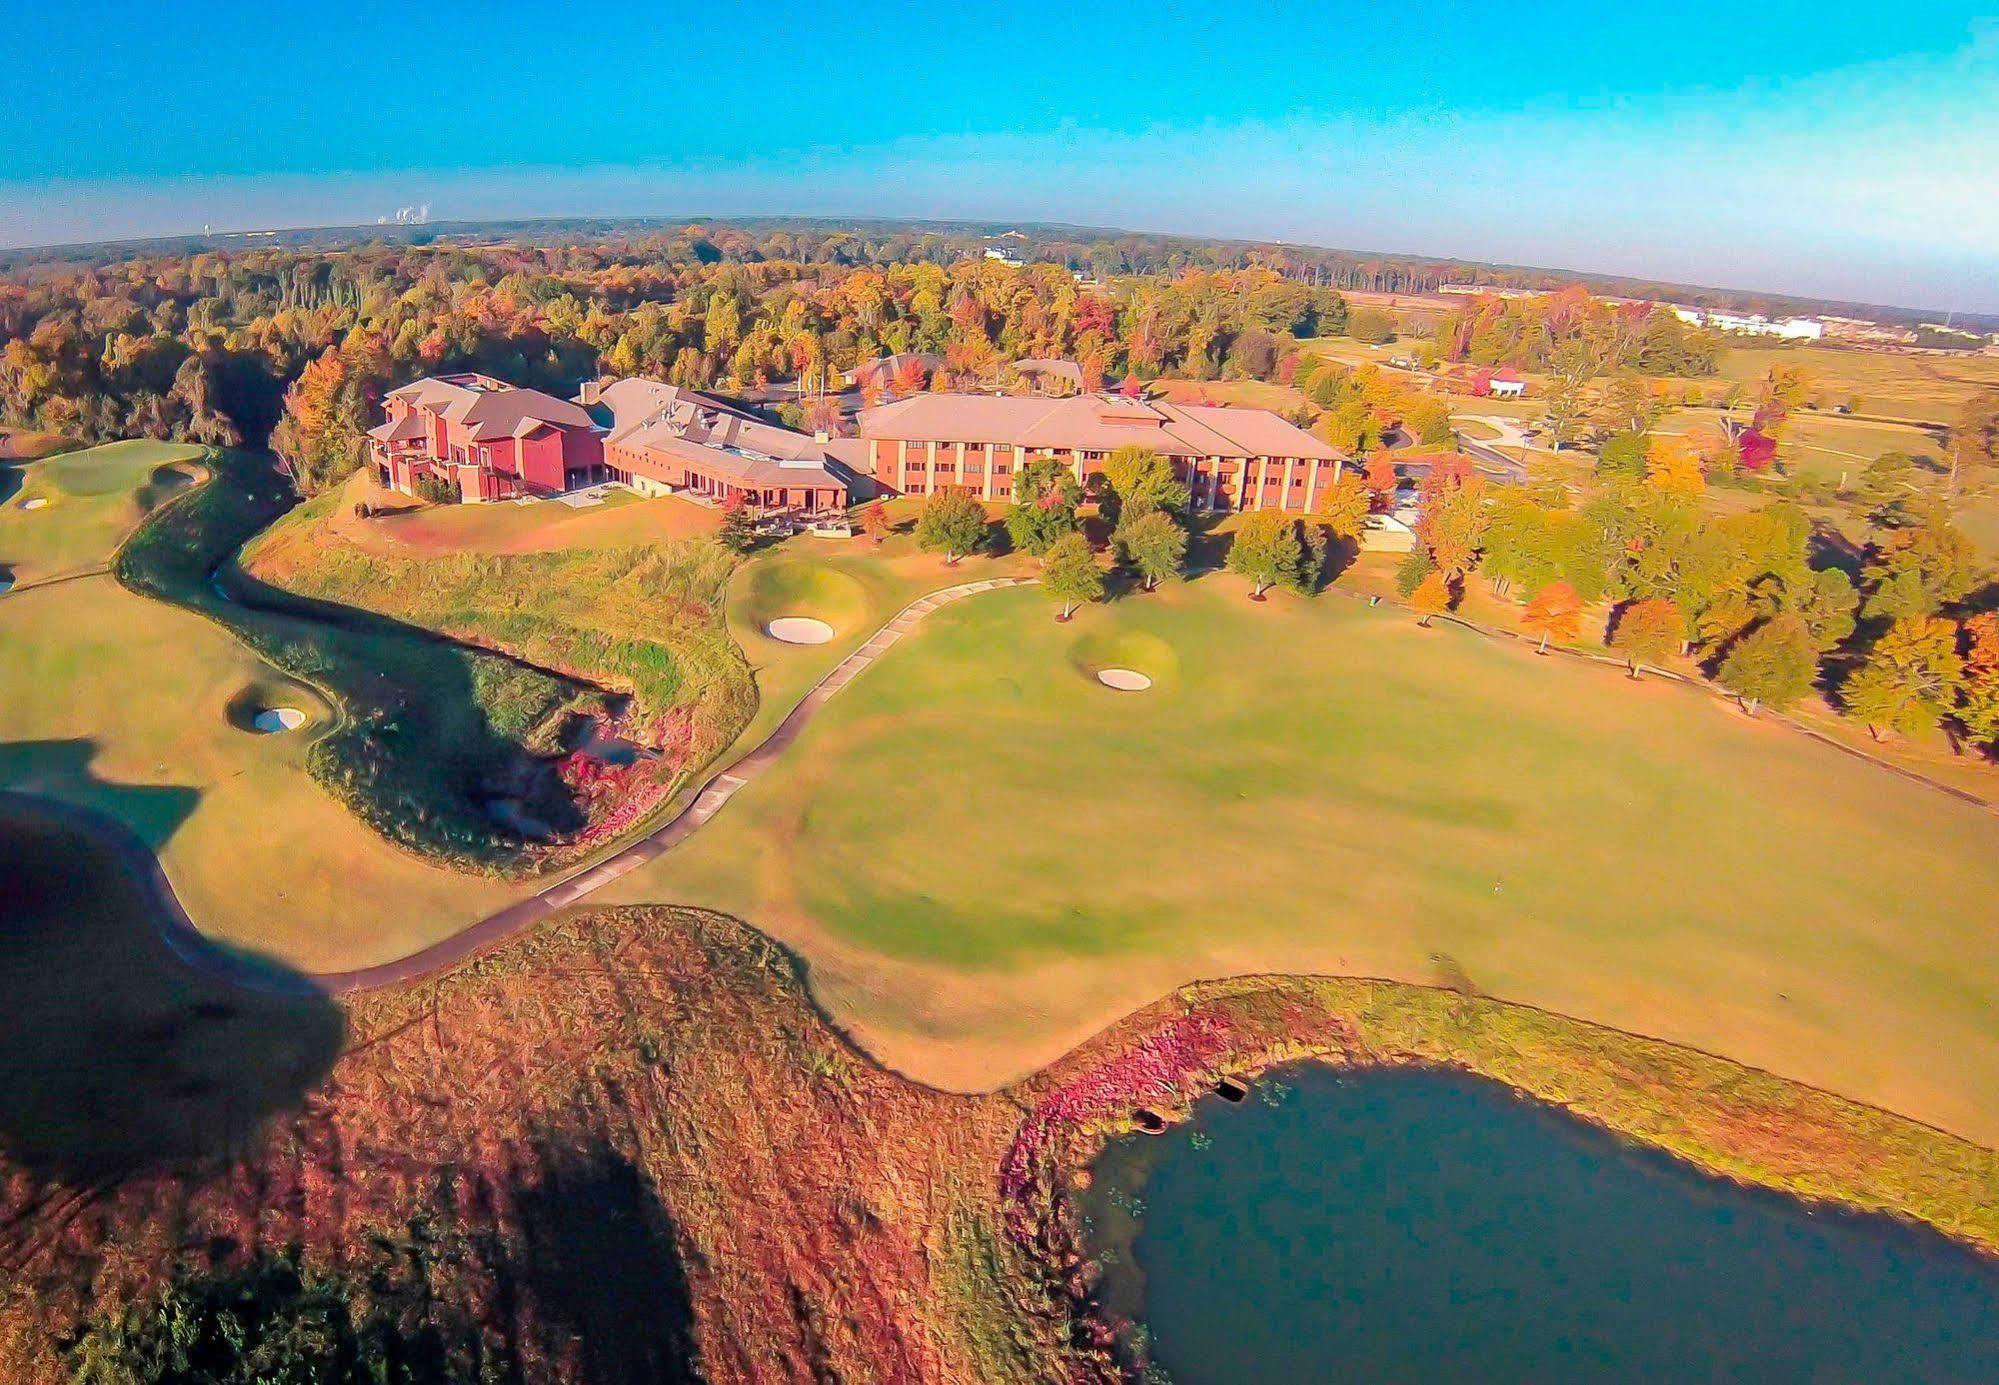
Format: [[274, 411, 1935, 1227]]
[[1487, 368, 1527, 399], [1671, 307, 1825, 341], [856, 391, 1347, 513], [1011, 358, 1088, 395], [848, 352, 943, 394], [367, 373, 602, 502]]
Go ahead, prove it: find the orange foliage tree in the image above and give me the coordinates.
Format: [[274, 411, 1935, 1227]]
[[1520, 581, 1583, 654]]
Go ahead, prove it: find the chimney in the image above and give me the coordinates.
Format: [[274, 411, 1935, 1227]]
[[578, 378, 602, 407]]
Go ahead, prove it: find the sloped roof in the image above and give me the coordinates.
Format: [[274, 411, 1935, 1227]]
[[857, 392, 1344, 461], [595, 375, 849, 488], [366, 411, 426, 444], [385, 374, 593, 440]]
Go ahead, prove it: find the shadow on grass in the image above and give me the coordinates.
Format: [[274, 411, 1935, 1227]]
[[511, 1142, 702, 1384], [118, 449, 597, 865], [0, 787, 344, 1183]]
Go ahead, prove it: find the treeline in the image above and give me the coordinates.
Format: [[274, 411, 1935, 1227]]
[[0, 227, 1365, 491], [1426, 286, 1722, 376], [1396, 458, 1999, 756]]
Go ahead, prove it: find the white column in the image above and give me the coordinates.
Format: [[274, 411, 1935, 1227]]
[[1073, 449, 1086, 486], [983, 446, 996, 501], [1205, 460, 1219, 510], [957, 441, 967, 493], [1233, 458, 1249, 511], [897, 439, 909, 492], [1281, 457, 1297, 512], [1304, 458, 1321, 513], [928, 439, 939, 493]]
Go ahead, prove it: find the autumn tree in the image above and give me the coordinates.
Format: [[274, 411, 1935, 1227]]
[[1643, 436, 1706, 502], [1004, 458, 1081, 557], [1520, 581, 1582, 654], [914, 489, 987, 564], [861, 497, 890, 546], [1717, 613, 1818, 715], [1956, 613, 1999, 755], [1414, 459, 1489, 579], [1363, 451, 1399, 506], [1042, 532, 1104, 619], [1226, 509, 1302, 599], [1840, 615, 1966, 740], [269, 348, 368, 495], [1411, 570, 1453, 626], [1314, 471, 1372, 544], [1862, 514, 1979, 618], [1114, 509, 1187, 590], [1610, 597, 1686, 677]]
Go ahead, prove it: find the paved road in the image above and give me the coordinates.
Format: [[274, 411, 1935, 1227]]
[[145, 574, 1036, 996]]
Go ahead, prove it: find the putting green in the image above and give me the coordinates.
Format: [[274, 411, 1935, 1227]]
[[607, 576, 1999, 1144], [0, 441, 205, 585]]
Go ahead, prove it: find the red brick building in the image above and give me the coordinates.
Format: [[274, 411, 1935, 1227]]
[[856, 392, 1347, 512], [367, 374, 603, 502], [588, 378, 857, 516]]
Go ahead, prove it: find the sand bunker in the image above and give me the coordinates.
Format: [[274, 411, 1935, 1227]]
[[766, 617, 836, 645], [251, 707, 307, 733], [20, 497, 49, 511], [1096, 668, 1153, 692]]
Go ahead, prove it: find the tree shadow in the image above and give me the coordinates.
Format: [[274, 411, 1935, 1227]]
[[0, 780, 344, 1184], [509, 1141, 702, 1385]]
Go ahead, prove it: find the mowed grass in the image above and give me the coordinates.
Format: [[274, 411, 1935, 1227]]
[[1712, 343, 1999, 426], [608, 575, 1999, 1143], [0, 448, 520, 970], [324, 471, 724, 556], [0, 440, 204, 584]]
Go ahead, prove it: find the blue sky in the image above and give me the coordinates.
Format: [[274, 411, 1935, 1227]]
[[6, 1, 1996, 311]]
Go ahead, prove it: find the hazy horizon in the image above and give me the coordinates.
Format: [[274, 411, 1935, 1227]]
[[6, 2, 1995, 314]]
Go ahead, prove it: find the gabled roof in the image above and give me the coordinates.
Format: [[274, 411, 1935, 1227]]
[[366, 411, 426, 444], [594, 375, 850, 488], [857, 392, 1344, 462], [385, 374, 593, 440]]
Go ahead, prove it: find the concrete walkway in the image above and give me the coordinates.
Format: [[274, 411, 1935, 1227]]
[[151, 574, 1036, 995]]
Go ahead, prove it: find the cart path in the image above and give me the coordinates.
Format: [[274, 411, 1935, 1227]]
[[146, 574, 1036, 996]]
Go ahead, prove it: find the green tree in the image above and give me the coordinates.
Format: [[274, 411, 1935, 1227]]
[[1042, 532, 1104, 619], [716, 493, 756, 553], [1114, 509, 1187, 590], [1840, 615, 1966, 740], [914, 488, 987, 564], [1004, 458, 1082, 557], [1597, 430, 1650, 478], [1717, 613, 1818, 715], [1406, 397, 1454, 447], [1099, 444, 1188, 524], [1348, 306, 1397, 343], [1862, 515, 1978, 617], [1226, 509, 1302, 598]]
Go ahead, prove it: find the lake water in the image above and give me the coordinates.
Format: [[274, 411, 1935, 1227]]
[[1082, 1065, 1999, 1383]]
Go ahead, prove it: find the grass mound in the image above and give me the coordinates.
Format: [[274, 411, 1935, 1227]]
[[245, 492, 754, 768], [739, 557, 869, 640], [117, 452, 602, 874], [1066, 627, 1179, 692]]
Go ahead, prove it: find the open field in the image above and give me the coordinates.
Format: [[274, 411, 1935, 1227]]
[[1710, 343, 1999, 426], [0, 440, 203, 585], [607, 574, 1999, 1144]]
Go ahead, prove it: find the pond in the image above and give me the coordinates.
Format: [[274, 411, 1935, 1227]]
[[1081, 1065, 1999, 1384]]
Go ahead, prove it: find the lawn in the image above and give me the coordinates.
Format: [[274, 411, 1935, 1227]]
[[605, 572, 1999, 1145], [0, 447, 524, 969], [0, 439, 204, 585], [325, 470, 724, 556], [1711, 343, 1999, 427]]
